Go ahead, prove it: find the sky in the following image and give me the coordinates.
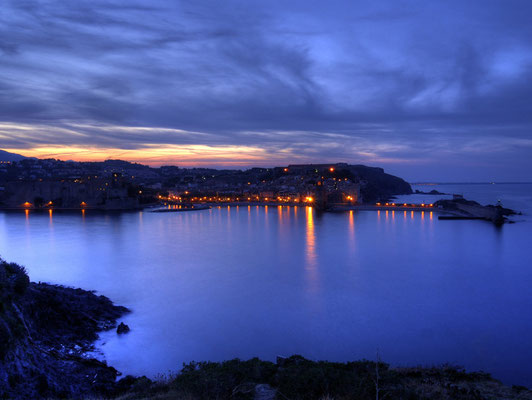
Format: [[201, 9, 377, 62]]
[[1, 0, 531, 181]]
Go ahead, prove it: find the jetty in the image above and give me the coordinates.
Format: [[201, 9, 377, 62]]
[[434, 198, 515, 225], [150, 205, 211, 213]]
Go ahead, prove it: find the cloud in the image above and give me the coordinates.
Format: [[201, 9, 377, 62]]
[[0, 0, 531, 180]]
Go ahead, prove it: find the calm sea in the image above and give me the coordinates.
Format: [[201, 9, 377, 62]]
[[1, 183, 531, 386]]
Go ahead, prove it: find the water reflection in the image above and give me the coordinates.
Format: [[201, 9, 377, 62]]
[[1, 201, 531, 387], [305, 207, 318, 292], [348, 210, 355, 254]]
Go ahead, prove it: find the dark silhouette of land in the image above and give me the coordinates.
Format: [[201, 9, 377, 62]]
[[0, 155, 412, 210]]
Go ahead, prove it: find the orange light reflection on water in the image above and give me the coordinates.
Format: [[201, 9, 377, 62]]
[[305, 206, 319, 292], [348, 210, 355, 250]]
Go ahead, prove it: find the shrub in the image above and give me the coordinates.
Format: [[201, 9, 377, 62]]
[[275, 357, 383, 400], [174, 358, 276, 399], [0, 260, 30, 296], [13, 269, 29, 295]]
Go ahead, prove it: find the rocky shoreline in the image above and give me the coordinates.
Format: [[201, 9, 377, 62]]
[[0, 259, 131, 399], [1, 258, 531, 399]]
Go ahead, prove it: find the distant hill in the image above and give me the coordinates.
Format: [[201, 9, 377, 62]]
[[0, 150, 26, 162]]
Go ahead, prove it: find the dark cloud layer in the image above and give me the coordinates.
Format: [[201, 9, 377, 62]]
[[0, 0, 531, 180]]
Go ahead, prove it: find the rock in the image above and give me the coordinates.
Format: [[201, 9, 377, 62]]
[[0, 259, 130, 400], [116, 322, 130, 334], [415, 189, 447, 195], [277, 354, 308, 367], [254, 384, 276, 400]]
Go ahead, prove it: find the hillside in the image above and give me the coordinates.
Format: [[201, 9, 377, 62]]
[[0, 150, 26, 162]]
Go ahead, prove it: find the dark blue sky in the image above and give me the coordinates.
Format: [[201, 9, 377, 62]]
[[1, 0, 531, 181]]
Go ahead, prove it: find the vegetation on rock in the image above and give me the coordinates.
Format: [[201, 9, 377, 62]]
[[114, 356, 532, 400], [0, 258, 129, 399]]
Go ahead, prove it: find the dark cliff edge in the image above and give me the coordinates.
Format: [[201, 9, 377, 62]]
[[347, 165, 413, 202], [1, 258, 531, 400], [0, 259, 130, 399]]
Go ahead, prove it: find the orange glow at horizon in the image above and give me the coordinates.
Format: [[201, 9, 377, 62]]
[[0, 121, 428, 167], [2, 144, 278, 167]]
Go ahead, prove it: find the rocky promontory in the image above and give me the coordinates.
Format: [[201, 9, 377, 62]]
[[0, 259, 129, 399]]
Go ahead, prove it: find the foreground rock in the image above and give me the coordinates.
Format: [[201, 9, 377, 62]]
[[0, 259, 130, 399], [117, 322, 130, 334]]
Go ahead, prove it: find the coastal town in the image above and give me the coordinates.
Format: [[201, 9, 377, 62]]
[[0, 154, 516, 224], [0, 155, 412, 210]]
